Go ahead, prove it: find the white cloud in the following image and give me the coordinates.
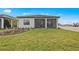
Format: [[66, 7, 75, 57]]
[[23, 12, 49, 15], [40, 13, 49, 15], [3, 9, 11, 13], [22, 12, 63, 16], [22, 12, 32, 15]]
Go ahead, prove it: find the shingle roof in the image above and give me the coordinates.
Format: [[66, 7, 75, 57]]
[[17, 15, 60, 18]]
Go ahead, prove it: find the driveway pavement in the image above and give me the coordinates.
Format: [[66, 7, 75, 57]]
[[60, 26, 79, 32]]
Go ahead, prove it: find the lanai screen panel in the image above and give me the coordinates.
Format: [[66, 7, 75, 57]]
[[35, 19, 45, 28], [47, 19, 56, 28]]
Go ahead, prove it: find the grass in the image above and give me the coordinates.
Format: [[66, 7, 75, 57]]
[[0, 29, 7, 32], [0, 28, 79, 51], [0, 29, 12, 32]]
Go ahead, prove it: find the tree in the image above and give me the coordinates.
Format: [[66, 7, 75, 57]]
[[73, 23, 79, 27]]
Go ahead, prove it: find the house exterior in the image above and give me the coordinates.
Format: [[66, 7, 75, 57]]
[[0, 14, 16, 29], [17, 15, 60, 28]]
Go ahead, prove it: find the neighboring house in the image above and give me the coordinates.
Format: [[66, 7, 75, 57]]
[[17, 15, 60, 28], [0, 14, 16, 29]]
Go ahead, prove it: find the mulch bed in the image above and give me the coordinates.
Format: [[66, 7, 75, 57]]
[[0, 28, 29, 36]]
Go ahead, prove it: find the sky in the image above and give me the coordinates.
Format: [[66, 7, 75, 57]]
[[0, 8, 79, 24]]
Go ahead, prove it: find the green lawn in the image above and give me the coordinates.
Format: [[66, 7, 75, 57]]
[[0, 29, 12, 32], [0, 29, 7, 32], [0, 28, 79, 51]]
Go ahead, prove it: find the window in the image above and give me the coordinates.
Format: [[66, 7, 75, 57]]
[[23, 19, 30, 25]]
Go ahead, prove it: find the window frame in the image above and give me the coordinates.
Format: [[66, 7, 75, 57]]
[[23, 19, 30, 25]]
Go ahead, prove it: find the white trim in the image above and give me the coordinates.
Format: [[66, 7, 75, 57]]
[[33, 18, 35, 28], [11, 20, 13, 28], [45, 18, 47, 28], [1, 18, 4, 29], [56, 19, 58, 28]]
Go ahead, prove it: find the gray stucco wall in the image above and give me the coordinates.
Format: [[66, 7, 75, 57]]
[[17, 18, 35, 28]]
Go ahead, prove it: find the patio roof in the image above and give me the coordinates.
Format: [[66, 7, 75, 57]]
[[17, 15, 60, 18], [0, 14, 16, 20]]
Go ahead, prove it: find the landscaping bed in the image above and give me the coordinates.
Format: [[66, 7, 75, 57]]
[[0, 28, 29, 36]]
